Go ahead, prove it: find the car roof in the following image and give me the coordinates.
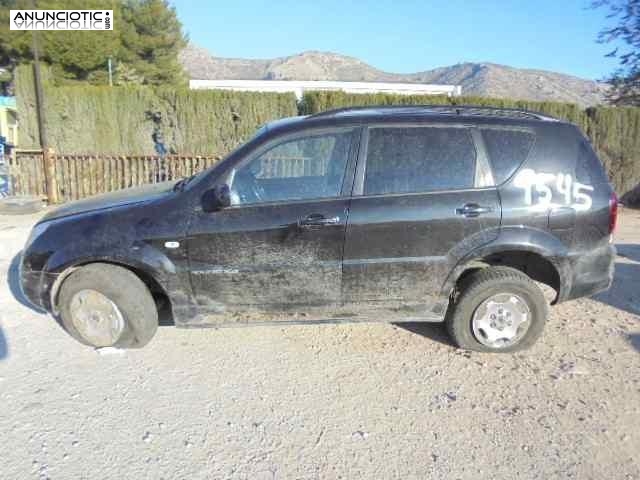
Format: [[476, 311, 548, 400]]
[[307, 105, 561, 122], [260, 105, 565, 137]]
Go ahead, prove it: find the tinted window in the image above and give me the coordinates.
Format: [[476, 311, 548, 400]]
[[364, 127, 477, 195], [231, 131, 353, 205], [576, 140, 609, 185], [481, 128, 535, 185]]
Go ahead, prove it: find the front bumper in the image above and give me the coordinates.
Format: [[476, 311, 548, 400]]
[[19, 254, 58, 311]]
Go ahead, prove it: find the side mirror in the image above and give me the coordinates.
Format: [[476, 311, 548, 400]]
[[202, 184, 231, 212]]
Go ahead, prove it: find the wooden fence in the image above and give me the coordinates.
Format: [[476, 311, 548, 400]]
[[7, 150, 223, 203], [6, 149, 48, 198]]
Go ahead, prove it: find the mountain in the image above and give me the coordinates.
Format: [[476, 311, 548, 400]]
[[179, 45, 608, 107]]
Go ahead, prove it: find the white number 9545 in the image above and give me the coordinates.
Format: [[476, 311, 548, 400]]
[[514, 169, 594, 211]]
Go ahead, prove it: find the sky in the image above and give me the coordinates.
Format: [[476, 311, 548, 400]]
[[173, 0, 621, 81]]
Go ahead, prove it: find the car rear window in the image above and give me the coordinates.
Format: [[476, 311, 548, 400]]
[[480, 128, 535, 185], [364, 126, 477, 195], [576, 140, 609, 185]]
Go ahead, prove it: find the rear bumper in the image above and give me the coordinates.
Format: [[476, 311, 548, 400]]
[[559, 243, 615, 302]]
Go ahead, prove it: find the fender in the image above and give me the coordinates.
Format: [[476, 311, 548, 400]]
[[441, 225, 571, 299], [45, 245, 181, 311], [25, 201, 196, 321], [45, 241, 177, 279]]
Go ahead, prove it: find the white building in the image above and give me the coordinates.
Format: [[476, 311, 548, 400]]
[[189, 79, 462, 100]]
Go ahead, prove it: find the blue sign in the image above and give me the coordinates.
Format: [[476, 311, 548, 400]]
[[0, 133, 8, 194], [0, 174, 9, 197], [0, 97, 16, 108]]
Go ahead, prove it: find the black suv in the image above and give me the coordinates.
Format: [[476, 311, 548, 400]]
[[20, 106, 617, 352]]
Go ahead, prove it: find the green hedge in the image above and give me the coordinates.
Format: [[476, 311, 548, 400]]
[[168, 89, 297, 155], [16, 64, 298, 154], [15, 64, 44, 149], [585, 107, 640, 200]]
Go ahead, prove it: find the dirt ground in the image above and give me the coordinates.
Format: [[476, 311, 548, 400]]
[[0, 209, 639, 480]]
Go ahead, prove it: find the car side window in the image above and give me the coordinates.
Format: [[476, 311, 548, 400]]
[[364, 126, 477, 195], [480, 127, 535, 185], [230, 130, 354, 205], [576, 140, 608, 185]]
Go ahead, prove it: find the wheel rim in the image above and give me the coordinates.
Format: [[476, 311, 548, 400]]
[[471, 293, 531, 348], [69, 289, 125, 347]]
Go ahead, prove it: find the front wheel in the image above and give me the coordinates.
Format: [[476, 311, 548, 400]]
[[445, 267, 548, 353], [57, 263, 159, 349]]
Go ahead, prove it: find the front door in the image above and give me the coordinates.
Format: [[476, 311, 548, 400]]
[[186, 128, 359, 323], [342, 124, 501, 320]]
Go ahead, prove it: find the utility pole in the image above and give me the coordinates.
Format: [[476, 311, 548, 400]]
[[31, 1, 57, 203], [108, 57, 113, 86], [31, 30, 47, 149]]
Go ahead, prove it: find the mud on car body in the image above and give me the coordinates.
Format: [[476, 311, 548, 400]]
[[20, 106, 617, 352]]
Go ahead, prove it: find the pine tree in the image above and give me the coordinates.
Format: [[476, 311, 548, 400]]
[[119, 0, 187, 86], [0, 0, 187, 86]]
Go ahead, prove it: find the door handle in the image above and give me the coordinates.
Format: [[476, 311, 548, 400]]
[[456, 203, 493, 218], [297, 214, 341, 228]]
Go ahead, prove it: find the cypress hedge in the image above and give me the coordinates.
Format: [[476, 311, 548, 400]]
[[168, 88, 298, 155], [15, 64, 44, 149], [16, 64, 298, 154], [585, 107, 640, 201]]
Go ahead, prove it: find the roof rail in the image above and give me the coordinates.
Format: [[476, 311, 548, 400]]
[[307, 104, 559, 122]]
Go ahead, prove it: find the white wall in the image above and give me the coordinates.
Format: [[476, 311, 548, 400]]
[[189, 79, 462, 99]]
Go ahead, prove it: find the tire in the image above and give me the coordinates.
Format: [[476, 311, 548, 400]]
[[57, 263, 158, 348], [445, 266, 548, 353]]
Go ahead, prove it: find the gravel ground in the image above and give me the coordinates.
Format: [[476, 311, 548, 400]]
[[0, 209, 639, 480]]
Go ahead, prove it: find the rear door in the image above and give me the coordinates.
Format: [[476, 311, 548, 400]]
[[342, 123, 501, 319]]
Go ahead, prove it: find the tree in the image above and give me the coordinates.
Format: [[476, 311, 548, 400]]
[[0, 0, 122, 83], [118, 0, 187, 86], [41, 0, 121, 82], [595, 0, 640, 104], [0, 0, 34, 67], [0, 0, 187, 86]]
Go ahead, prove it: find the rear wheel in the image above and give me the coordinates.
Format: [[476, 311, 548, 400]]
[[57, 263, 158, 348], [446, 267, 548, 353]]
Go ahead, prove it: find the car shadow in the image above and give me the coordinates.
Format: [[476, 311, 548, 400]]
[[615, 243, 640, 263], [393, 321, 456, 348], [0, 324, 7, 360], [155, 295, 175, 327], [592, 243, 640, 317], [7, 251, 46, 314], [592, 263, 640, 316]]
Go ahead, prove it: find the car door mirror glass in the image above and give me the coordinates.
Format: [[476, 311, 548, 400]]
[[202, 184, 231, 212]]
